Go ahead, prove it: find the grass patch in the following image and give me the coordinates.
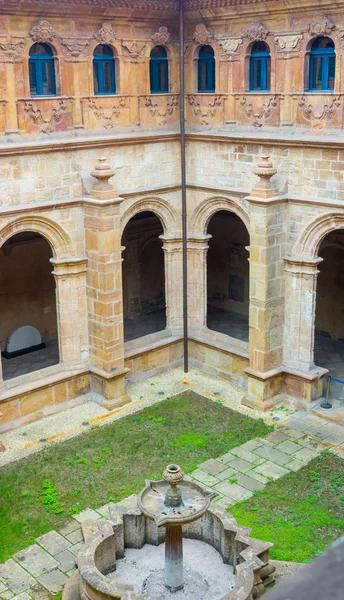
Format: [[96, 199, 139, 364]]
[[0, 391, 272, 562], [230, 451, 344, 563]]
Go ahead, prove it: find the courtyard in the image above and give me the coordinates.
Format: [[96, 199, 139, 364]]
[[0, 368, 343, 598]]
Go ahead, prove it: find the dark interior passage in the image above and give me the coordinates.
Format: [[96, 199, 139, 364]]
[[206, 211, 249, 341], [122, 211, 166, 342]]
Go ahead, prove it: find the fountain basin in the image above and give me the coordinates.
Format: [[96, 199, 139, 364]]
[[63, 494, 275, 600]]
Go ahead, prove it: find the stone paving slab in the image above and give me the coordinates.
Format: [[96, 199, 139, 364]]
[[13, 545, 59, 578], [58, 521, 81, 537], [265, 431, 289, 444], [228, 457, 253, 473], [37, 570, 68, 594], [254, 461, 290, 480], [229, 446, 266, 464], [37, 531, 71, 555], [214, 481, 252, 501], [217, 452, 236, 464], [189, 469, 219, 487], [254, 446, 292, 466], [72, 508, 101, 523], [293, 447, 320, 461], [0, 560, 36, 594], [285, 459, 305, 472], [274, 440, 302, 454], [216, 467, 238, 480], [53, 550, 76, 573], [198, 458, 227, 475], [235, 473, 265, 492], [12, 593, 32, 600], [65, 529, 83, 545], [245, 469, 269, 484]]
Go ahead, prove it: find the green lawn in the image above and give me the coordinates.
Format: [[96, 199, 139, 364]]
[[0, 391, 272, 562], [230, 451, 344, 563]]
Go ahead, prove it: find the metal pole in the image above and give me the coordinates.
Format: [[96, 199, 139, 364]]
[[320, 375, 332, 409], [179, 0, 188, 372]]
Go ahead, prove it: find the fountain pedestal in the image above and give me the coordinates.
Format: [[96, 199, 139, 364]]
[[165, 525, 183, 591]]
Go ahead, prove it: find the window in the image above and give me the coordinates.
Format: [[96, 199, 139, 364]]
[[150, 46, 168, 93], [198, 45, 215, 92], [93, 45, 116, 95], [309, 37, 335, 91], [249, 41, 271, 92], [29, 43, 56, 96]]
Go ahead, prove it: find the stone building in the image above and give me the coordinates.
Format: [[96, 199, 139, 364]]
[[0, 0, 344, 431]]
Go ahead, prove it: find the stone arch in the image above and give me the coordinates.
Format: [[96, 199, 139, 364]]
[[295, 211, 344, 258], [120, 197, 178, 235], [190, 196, 250, 236], [0, 216, 73, 259]]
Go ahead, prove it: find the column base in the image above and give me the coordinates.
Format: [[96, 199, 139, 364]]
[[242, 366, 283, 411], [90, 366, 131, 411]]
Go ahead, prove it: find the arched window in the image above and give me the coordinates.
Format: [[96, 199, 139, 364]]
[[198, 45, 215, 93], [93, 45, 116, 95], [150, 46, 168, 93], [249, 41, 271, 92], [29, 43, 56, 96], [309, 37, 335, 91]]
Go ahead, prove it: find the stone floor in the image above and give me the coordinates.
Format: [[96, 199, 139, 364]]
[[207, 306, 249, 341], [2, 340, 60, 381], [314, 333, 344, 398], [124, 309, 166, 342], [0, 418, 334, 598]]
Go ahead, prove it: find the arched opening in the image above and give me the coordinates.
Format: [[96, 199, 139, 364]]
[[249, 41, 271, 92], [93, 44, 116, 95], [198, 45, 215, 93], [309, 36, 335, 91], [314, 229, 344, 398], [150, 46, 169, 93], [29, 43, 56, 96], [206, 211, 249, 340], [121, 211, 166, 341], [0, 232, 59, 380]]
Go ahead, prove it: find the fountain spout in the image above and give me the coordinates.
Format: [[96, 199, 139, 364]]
[[163, 464, 184, 508]]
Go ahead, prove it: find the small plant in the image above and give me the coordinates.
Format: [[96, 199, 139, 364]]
[[229, 477, 238, 484], [39, 478, 64, 515], [68, 453, 87, 466]]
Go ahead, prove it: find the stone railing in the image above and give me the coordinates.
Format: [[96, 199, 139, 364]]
[[81, 95, 132, 131], [17, 97, 73, 136], [186, 93, 227, 127], [138, 94, 179, 128]]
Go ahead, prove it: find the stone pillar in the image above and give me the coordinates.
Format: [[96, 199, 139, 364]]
[[2, 59, 20, 135], [51, 257, 88, 369], [283, 256, 323, 372], [187, 235, 211, 328], [0, 354, 6, 395], [85, 157, 130, 409], [243, 156, 286, 410], [122, 236, 141, 319], [160, 235, 183, 330]]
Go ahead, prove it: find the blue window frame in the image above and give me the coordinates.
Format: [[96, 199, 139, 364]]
[[29, 43, 56, 96], [309, 37, 335, 91], [150, 46, 168, 93], [249, 41, 271, 92], [198, 45, 215, 93], [93, 45, 116, 95]]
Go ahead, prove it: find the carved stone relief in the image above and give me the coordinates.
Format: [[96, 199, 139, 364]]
[[87, 97, 126, 129], [193, 24, 213, 45], [298, 96, 341, 123], [121, 41, 146, 59], [151, 26, 171, 46], [245, 20, 269, 42], [29, 20, 56, 43], [308, 14, 335, 37], [238, 96, 278, 127], [94, 23, 117, 45], [218, 38, 242, 58], [188, 95, 222, 125], [0, 40, 25, 62], [24, 100, 68, 134], [61, 39, 90, 59], [145, 95, 178, 126], [275, 34, 303, 52]]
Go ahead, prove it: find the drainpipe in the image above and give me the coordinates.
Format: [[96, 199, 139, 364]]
[[179, 0, 188, 372]]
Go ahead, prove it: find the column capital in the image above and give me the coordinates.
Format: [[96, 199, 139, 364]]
[[284, 255, 323, 275], [50, 256, 87, 277]]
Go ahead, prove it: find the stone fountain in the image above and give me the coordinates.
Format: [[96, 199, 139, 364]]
[[63, 464, 275, 600]]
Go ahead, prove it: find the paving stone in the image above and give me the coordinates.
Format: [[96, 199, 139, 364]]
[[239, 439, 264, 452], [214, 481, 252, 502], [228, 457, 253, 473], [37, 531, 71, 555], [296, 437, 325, 450], [321, 433, 344, 444], [216, 467, 239, 480], [37, 570, 68, 594], [235, 473, 265, 492], [72, 508, 101, 523], [96, 504, 111, 519], [69, 543, 82, 558], [214, 495, 235, 508], [265, 431, 289, 444], [198, 458, 227, 475], [12, 593, 32, 600], [28, 583, 51, 600], [65, 529, 83, 545], [281, 427, 305, 440], [274, 440, 302, 454], [286, 419, 314, 433], [0, 560, 36, 594], [257, 438, 274, 447], [189, 469, 219, 487], [58, 521, 81, 537], [53, 550, 76, 573], [217, 452, 236, 464], [0, 579, 8, 593], [293, 447, 320, 462], [286, 459, 305, 472], [13, 545, 59, 579], [245, 470, 269, 484], [254, 461, 290, 480], [230, 447, 266, 464], [254, 446, 292, 466], [1, 592, 14, 599]]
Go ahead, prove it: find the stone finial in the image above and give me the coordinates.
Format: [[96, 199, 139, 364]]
[[250, 155, 279, 200], [90, 157, 116, 199]]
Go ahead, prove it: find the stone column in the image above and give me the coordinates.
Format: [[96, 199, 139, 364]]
[[283, 256, 323, 372], [0, 49, 21, 135], [51, 256, 88, 369], [243, 156, 287, 410], [0, 354, 6, 394], [187, 235, 211, 329], [84, 157, 130, 409], [160, 235, 183, 330], [122, 236, 141, 319]]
